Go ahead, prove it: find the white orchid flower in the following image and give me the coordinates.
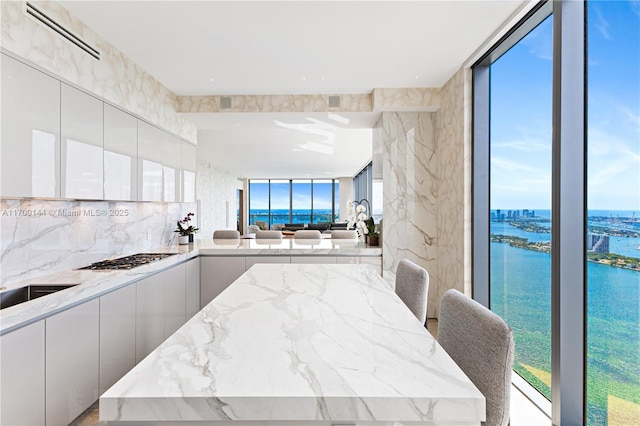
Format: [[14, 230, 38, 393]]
[[357, 212, 367, 221], [356, 205, 366, 213]]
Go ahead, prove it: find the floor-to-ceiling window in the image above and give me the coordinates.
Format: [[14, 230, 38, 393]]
[[586, 1, 640, 424], [312, 179, 333, 224], [474, 1, 639, 423], [292, 179, 312, 224], [269, 180, 290, 227], [489, 12, 553, 402], [248, 179, 269, 227], [248, 179, 341, 228]]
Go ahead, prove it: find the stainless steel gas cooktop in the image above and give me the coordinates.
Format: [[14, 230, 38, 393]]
[[78, 253, 177, 270]]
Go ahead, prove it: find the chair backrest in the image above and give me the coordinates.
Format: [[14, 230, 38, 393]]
[[255, 230, 283, 240], [438, 289, 514, 426], [246, 225, 260, 234], [330, 230, 358, 240], [213, 230, 240, 239], [294, 230, 322, 239], [284, 223, 305, 230], [395, 259, 429, 324]]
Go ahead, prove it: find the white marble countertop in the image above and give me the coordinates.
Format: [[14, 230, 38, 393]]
[[100, 264, 485, 425], [0, 240, 380, 335]]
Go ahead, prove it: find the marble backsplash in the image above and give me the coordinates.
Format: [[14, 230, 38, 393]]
[[0, 199, 196, 286]]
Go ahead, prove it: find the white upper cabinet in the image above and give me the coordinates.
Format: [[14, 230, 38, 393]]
[[61, 83, 104, 199], [181, 141, 197, 202], [137, 120, 164, 201], [104, 104, 137, 201], [1, 54, 61, 198], [162, 132, 181, 202]]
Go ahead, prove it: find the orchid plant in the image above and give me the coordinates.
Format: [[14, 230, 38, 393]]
[[175, 212, 199, 236], [347, 200, 369, 241]]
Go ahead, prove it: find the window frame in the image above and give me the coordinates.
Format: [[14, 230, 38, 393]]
[[472, 1, 587, 423]]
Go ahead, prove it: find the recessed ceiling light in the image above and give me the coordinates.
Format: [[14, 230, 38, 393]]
[[302, 77, 306, 81], [321, 76, 326, 81], [415, 75, 420, 79], [209, 77, 214, 82]]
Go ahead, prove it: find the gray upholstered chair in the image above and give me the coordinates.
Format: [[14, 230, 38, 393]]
[[438, 289, 514, 426], [294, 230, 322, 239], [395, 259, 429, 324], [330, 230, 358, 240], [255, 230, 283, 240], [213, 230, 240, 239], [246, 225, 260, 234]]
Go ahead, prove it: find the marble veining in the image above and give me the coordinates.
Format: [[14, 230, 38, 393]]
[[177, 93, 372, 113], [0, 0, 196, 143], [374, 112, 438, 313], [196, 162, 239, 238], [100, 264, 484, 423], [0, 239, 380, 335], [434, 68, 472, 315], [372, 87, 442, 112], [0, 199, 195, 286]]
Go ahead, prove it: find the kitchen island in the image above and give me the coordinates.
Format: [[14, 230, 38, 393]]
[[100, 264, 485, 425]]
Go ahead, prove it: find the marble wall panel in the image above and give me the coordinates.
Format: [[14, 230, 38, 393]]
[[0, 199, 196, 286], [374, 112, 439, 317], [372, 88, 442, 112], [434, 68, 472, 316], [196, 162, 240, 239], [0, 0, 196, 143], [177, 93, 372, 113]]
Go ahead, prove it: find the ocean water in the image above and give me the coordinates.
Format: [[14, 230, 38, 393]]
[[249, 209, 337, 226], [490, 215, 640, 424]]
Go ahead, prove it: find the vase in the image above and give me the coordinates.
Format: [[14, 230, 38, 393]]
[[188, 234, 194, 243], [178, 235, 189, 245], [367, 235, 379, 247]]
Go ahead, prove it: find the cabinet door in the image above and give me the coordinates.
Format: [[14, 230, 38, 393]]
[[0, 321, 45, 425], [104, 104, 137, 200], [200, 257, 246, 308], [337, 256, 383, 274], [61, 83, 104, 199], [163, 132, 181, 202], [100, 285, 136, 395], [290, 256, 337, 264], [46, 299, 99, 426], [1, 54, 60, 197], [138, 121, 164, 201], [181, 141, 197, 202], [164, 263, 186, 338], [245, 256, 291, 270], [136, 273, 165, 363], [185, 258, 201, 319]]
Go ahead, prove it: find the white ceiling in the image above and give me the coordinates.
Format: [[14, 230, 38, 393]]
[[60, 0, 528, 178]]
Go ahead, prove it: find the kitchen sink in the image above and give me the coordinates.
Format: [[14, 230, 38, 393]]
[[0, 284, 78, 310]]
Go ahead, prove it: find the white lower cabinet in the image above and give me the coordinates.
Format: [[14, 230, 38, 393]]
[[136, 273, 165, 363], [245, 255, 290, 269], [46, 299, 99, 426], [164, 263, 186, 338], [0, 320, 45, 426], [200, 257, 246, 308], [337, 256, 383, 273], [290, 256, 337, 264], [99, 285, 136, 395], [185, 258, 200, 319]]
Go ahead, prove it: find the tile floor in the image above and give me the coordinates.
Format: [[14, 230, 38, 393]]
[[72, 319, 551, 425]]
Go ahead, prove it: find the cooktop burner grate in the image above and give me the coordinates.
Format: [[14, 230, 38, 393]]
[[78, 253, 177, 270]]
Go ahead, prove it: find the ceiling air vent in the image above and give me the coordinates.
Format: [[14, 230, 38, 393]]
[[328, 95, 341, 108], [219, 96, 232, 110], [24, 2, 100, 60]]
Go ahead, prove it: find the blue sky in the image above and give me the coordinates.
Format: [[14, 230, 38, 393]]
[[490, 1, 639, 211]]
